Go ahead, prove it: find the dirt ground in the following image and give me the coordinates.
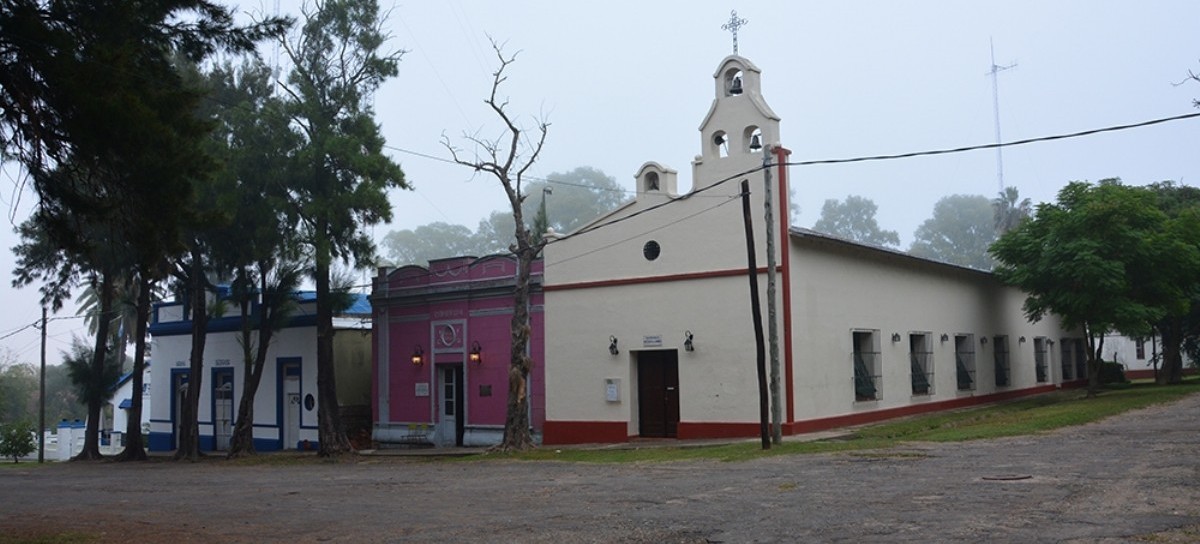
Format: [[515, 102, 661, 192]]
[[2, 394, 1199, 543]]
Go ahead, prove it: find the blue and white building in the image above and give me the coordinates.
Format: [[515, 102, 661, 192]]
[[147, 291, 372, 452]]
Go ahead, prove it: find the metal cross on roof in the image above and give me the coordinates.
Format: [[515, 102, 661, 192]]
[[721, 10, 748, 54]]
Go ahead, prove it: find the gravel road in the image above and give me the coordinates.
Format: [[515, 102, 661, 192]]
[[3, 393, 1198, 543]]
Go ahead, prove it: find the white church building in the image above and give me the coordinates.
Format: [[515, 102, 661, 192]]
[[540, 55, 1081, 445]]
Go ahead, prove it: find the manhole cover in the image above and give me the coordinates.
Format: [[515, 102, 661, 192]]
[[981, 474, 1032, 481]]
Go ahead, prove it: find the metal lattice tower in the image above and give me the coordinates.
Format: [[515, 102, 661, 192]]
[[987, 38, 1016, 191]]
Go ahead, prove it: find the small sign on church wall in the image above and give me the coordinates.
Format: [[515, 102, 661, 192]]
[[415, 382, 430, 397], [643, 335, 663, 348]]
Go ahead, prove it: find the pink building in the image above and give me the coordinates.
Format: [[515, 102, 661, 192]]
[[370, 255, 544, 447]]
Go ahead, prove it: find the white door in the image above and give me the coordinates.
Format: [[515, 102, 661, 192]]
[[173, 373, 188, 450], [283, 376, 300, 450], [213, 372, 233, 450], [438, 366, 463, 447]]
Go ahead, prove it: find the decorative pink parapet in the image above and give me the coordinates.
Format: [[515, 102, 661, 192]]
[[370, 255, 544, 448]]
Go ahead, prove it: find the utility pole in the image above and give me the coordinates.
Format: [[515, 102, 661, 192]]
[[38, 306, 46, 464], [762, 147, 781, 445], [987, 38, 1016, 192], [740, 180, 770, 450]]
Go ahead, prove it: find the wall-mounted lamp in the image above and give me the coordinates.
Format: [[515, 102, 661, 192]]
[[891, 332, 902, 343], [411, 345, 424, 366], [1019, 336, 1027, 343], [469, 341, 482, 365], [940, 334, 949, 343], [609, 335, 619, 356], [684, 331, 695, 352], [980, 336, 988, 345]]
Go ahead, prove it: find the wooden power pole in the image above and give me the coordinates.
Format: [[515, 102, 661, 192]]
[[740, 180, 770, 449]]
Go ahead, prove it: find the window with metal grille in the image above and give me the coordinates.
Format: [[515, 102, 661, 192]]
[[1074, 339, 1087, 381], [909, 333, 933, 396], [853, 330, 880, 401], [1060, 339, 1074, 381], [1034, 337, 1049, 383], [955, 334, 976, 391], [993, 336, 1010, 387]]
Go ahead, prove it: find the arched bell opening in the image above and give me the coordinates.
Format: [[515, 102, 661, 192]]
[[644, 171, 660, 191], [724, 68, 744, 97], [744, 126, 763, 153], [712, 130, 730, 158]]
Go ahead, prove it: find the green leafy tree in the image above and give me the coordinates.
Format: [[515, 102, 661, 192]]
[[382, 222, 487, 265], [200, 57, 306, 458], [13, 209, 129, 461], [909, 194, 996, 270], [0, 420, 37, 463], [812, 195, 900, 247], [993, 186, 1033, 234], [282, 0, 407, 456], [0, 357, 37, 424], [383, 167, 626, 265], [443, 41, 547, 452], [62, 339, 122, 458], [0, 0, 287, 211], [475, 167, 627, 250], [4, 2, 287, 461], [1145, 181, 1200, 384], [991, 179, 1199, 395]]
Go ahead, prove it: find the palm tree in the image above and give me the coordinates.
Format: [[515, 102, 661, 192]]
[[76, 275, 141, 372], [993, 186, 1032, 234]]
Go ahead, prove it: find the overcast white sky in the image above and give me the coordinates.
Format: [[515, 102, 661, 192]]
[[2, 0, 1198, 366]]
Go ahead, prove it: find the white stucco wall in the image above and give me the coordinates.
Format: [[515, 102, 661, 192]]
[[788, 232, 1071, 420], [149, 322, 320, 449], [545, 273, 774, 432]]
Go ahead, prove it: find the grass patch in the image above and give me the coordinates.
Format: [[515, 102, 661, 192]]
[[858, 378, 1198, 442], [483, 378, 1198, 464]]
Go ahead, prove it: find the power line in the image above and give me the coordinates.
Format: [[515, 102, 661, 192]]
[[550, 164, 765, 244], [785, 112, 1200, 167], [549, 194, 743, 267]]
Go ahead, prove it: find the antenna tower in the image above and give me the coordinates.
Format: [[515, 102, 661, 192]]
[[987, 38, 1016, 191]]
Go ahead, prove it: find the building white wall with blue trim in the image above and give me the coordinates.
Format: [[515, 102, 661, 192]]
[[147, 292, 371, 452], [106, 363, 152, 448]]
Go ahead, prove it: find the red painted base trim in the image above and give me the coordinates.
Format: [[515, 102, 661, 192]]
[[677, 421, 760, 439], [1125, 368, 1196, 380], [543, 420, 629, 445], [546, 386, 1064, 444]]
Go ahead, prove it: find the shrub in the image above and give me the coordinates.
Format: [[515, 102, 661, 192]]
[[0, 420, 37, 462], [1100, 361, 1128, 384]]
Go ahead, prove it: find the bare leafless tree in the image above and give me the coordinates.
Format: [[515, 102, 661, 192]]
[[442, 40, 547, 452]]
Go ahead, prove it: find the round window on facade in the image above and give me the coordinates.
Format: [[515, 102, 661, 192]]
[[643, 240, 661, 261]]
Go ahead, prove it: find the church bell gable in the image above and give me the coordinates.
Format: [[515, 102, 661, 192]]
[[696, 56, 781, 171]]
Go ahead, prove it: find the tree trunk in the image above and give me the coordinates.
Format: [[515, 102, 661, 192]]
[[229, 272, 277, 458], [74, 275, 113, 461], [495, 245, 536, 452], [116, 273, 151, 462], [1085, 326, 1100, 397], [1156, 319, 1184, 385], [315, 229, 350, 456], [175, 247, 207, 461]]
